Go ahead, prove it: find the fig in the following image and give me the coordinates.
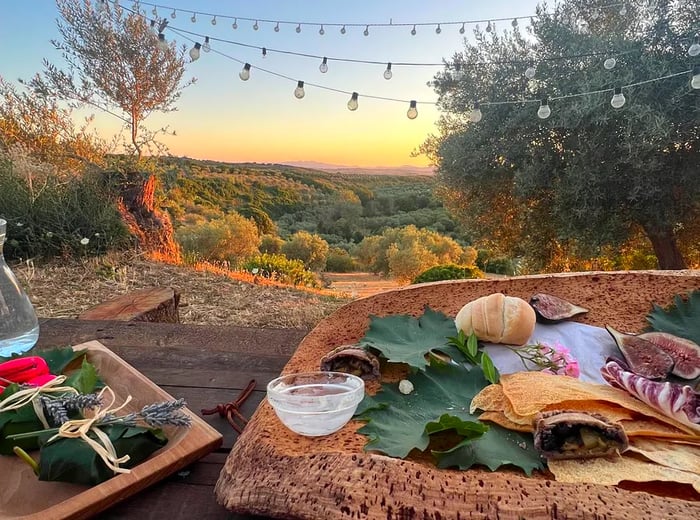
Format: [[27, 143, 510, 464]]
[[638, 332, 700, 380], [605, 326, 674, 380], [529, 293, 589, 323]]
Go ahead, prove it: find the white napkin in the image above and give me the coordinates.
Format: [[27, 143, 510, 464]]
[[482, 321, 619, 385]]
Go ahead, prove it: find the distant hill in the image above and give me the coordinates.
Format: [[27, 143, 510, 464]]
[[281, 161, 435, 177]]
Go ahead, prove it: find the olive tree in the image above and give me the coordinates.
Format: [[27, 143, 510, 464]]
[[424, 0, 699, 270]]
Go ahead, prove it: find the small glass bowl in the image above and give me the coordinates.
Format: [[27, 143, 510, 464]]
[[266, 371, 365, 437]]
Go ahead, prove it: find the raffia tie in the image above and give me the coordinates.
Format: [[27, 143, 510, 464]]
[[48, 386, 134, 475], [0, 375, 79, 428]]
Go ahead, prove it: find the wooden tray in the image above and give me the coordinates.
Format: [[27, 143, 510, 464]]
[[0, 340, 223, 520], [216, 270, 700, 519]]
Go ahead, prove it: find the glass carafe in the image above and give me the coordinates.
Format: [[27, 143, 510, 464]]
[[0, 219, 39, 357]]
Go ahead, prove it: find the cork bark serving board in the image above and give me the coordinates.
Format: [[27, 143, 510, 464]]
[[0, 341, 222, 520], [216, 270, 700, 520]]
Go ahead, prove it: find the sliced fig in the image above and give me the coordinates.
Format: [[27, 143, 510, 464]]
[[320, 344, 380, 381], [638, 332, 700, 380], [605, 326, 674, 380], [529, 293, 589, 323]]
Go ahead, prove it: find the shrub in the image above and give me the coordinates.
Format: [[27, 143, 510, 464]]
[[412, 264, 485, 284], [484, 256, 517, 276], [242, 253, 318, 287], [281, 230, 329, 271], [260, 234, 284, 254], [325, 247, 356, 272], [0, 155, 129, 261], [175, 212, 260, 264]]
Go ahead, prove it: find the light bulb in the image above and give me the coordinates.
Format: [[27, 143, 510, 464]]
[[191, 13, 196, 23], [294, 81, 305, 99], [604, 57, 617, 70], [232, 18, 238, 29], [469, 103, 482, 123], [157, 33, 168, 50], [239, 63, 251, 81], [151, 6, 157, 16], [537, 98, 551, 119], [689, 36, 700, 57], [691, 66, 700, 89], [364, 25, 370, 36], [189, 43, 201, 62], [619, 4, 628, 16], [170, 10, 176, 19], [411, 25, 417, 36], [340, 25, 346, 34], [347, 92, 359, 111], [525, 66, 536, 79], [261, 47, 267, 58], [211, 16, 216, 26], [296, 24, 301, 33], [202, 36, 211, 53], [611, 87, 626, 108], [406, 100, 418, 120], [383, 63, 392, 80], [253, 20, 259, 31], [486, 21, 493, 33], [319, 25, 325, 35], [319, 57, 328, 73], [435, 24, 441, 34], [459, 23, 465, 34], [274, 22, 280, 32]]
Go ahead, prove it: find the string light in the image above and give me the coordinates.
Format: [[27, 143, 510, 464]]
[[190, 12, 196, 23], [347, 92, 359, 111], [604, 57, 617, 70], [511, 18, 518, 28], [469, 102, 482, 123], [151, 6, 157, 16], [407, 100, 418, 119], [319, 57, 328, 73], [525, 65, 536, 79], [459, 23, 465, 34], [261, 47, 267, 58], [383, 63, 393, 80], [189, 42, 201, 61], [436, 24, 442, 34], [294, 81, 305, 99], [253, 20, 259, 30], [296, 23, 301, 33], [319, 25, 325, 35], [202, 36, 211, 53], [485, 21, 493, 33], [340, 25, 346, 34], [691, 66, 700, 89], [170, 9, 176, 19], [610, 87, 626, 108], [689, 35, 700, 57], [619, 4, 628, 16], [364, 25, 370, 36], [537, 97, 551, 119], [411, 25, 417, 36], [211, 16, 216, 26], [232, 18, 238, 29], [274, 22, 279, 32], [239, 63, 251, 81]]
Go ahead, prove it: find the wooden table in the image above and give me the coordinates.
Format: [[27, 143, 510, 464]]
[[36, 317, 307, 519]]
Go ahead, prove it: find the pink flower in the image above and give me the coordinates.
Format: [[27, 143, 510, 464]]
[[509, 341, 580, 378]]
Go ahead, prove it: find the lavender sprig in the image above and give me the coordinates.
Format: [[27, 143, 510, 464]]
[[138, 398, 191, 427]]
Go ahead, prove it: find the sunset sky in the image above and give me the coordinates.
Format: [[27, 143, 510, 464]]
[[2, 0, 542, 167]]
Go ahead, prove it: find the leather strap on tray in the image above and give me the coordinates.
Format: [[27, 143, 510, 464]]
[[201, 379, 256, 434]]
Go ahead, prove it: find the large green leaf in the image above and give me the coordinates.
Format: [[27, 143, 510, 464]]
[[359, 307, 459, 370], [64, 358, 99, 394], [433, 425, 543, 476], [646, 290, 700, 345]]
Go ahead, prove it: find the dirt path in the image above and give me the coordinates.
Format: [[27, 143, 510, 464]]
[[322, 272, 403, 299]]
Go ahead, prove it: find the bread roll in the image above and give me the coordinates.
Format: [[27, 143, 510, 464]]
[[455, 293, 535, 346]]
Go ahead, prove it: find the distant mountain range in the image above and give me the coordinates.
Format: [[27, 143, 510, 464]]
[[281, 161, 435, 177]]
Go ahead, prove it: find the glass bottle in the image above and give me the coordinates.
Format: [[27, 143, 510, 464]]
[[0, 219, 39, 357]]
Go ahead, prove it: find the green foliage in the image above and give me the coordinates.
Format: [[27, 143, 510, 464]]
[[354, 225, 472, 282], [0, 158, 129, 261], [412, 264, 484, 284], [646, 291, 700, 345], [174, 212, 260, 264], [426, 0, 699, 270], [281, 230, 329, 271], [259, 234, 284, 254], [242, 253, 318, 288], [325, 247, 356, 272], [483, 257, 518, 276]]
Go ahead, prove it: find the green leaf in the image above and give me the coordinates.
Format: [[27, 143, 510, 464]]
[[646, 291, 700, 345], [425, 414, 489, 437], [359, 307, 458, 370], [64, 358, 99, 394], [467, 332, 478, 358], [433, 425, 543, 476], [479, 353, 499, 384], [37, 347, 87, 375], [356, 361, 490, 458]]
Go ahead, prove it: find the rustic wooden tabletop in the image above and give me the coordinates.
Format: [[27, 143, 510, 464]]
[[37, 317, 307, 520]]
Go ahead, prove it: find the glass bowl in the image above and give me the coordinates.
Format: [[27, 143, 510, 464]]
[[266, 371, 365, 437]]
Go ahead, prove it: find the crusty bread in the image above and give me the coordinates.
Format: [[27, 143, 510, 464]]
[[455, 293, 536, 345]]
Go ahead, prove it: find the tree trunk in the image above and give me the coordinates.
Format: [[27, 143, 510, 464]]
[[117, 173, 181, 262], [643, 224, 687, 270]]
